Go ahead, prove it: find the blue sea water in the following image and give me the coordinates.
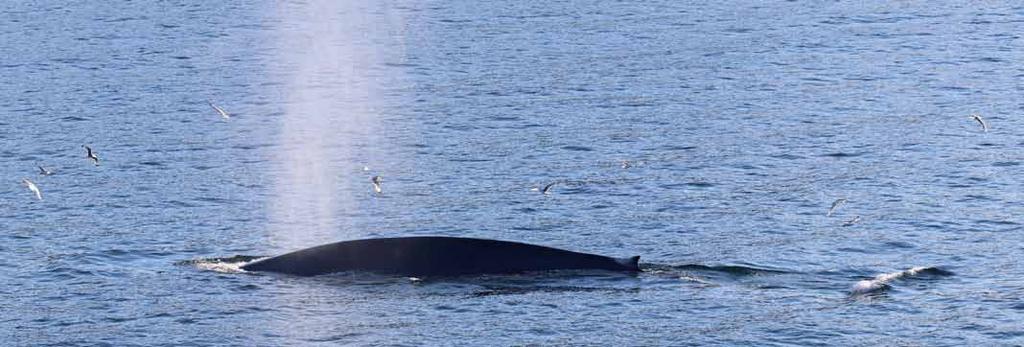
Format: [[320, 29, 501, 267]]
[[2, 1, 1023, 345]]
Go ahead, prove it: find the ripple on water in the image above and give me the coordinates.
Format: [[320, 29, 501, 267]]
[[819, 152, 867, 158], [561, 145, 594, 152]]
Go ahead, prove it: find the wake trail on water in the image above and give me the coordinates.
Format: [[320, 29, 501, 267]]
[[642, 263, 794, 286], [644, 263, 792, 276]]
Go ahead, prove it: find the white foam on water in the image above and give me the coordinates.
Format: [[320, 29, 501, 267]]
[[678, 275, 716, 286], [850, 266, 930, 295], [190, 257, 267, 274]]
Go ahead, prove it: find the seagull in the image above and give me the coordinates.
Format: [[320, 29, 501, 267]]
[[83, 145, 99, 165], [621, 160, 632, 169], [37, 165, 53, 176], [541, 181, 559, 194], [208, 100, 230, 120], [842, 216, 861, 227], [371, 175, 383, 194], [22, 178, 42, 200], [827, 198, 847, 217], [970, 114, 988, 132]]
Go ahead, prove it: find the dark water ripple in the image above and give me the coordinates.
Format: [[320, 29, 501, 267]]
[[3, 0, 1024, 345]]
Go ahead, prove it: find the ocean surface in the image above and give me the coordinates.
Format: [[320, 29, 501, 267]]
[[3, 1, 1024, 345]]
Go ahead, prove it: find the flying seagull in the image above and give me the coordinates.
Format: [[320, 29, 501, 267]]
[[541, 181, 559, 194], [970, 114, 988, 132], [37, 165, 53, 176], [827, 198, 847, 217], [842, 216, 861, 227], [208, 100, 230, 120], [371, 175, 383, 194], [22, 178, 42, 200], [83, 145, 99, 165]]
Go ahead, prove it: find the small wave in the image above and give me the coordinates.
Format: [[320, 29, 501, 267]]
[[850, 266, 952, 296], [820, 152, 866, 158], [660, 145, 696, 151], [561, 145, 594, 152], [472, 285, 639, 297], [177, 255, 265, 274], [677, 275, 716, 286], [770, 153, 805, 160]]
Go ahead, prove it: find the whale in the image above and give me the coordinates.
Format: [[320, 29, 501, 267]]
[[240, 236, 641, 277]]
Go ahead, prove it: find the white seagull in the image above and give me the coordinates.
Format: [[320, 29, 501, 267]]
[[842, 216, 861, 227], [371, 175, 383, 194], [208, 100, 231, 120], [22, 178, 42, 200], [827, 198, 847, 217]]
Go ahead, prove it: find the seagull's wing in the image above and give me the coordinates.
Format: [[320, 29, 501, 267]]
[[827, 198, 846, 216], [24, 180, 41, 200], [542, 182, 558, 194], [970, 115, 987, 132], [209, 101, 230, 118]]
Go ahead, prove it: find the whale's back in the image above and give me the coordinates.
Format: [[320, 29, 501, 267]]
[[241, 236, 640, 277]]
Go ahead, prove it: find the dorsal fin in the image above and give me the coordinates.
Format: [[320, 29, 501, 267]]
[[617, 256, 641, 271]]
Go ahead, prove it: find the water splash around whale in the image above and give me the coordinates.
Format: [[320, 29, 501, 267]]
[[849, 266, 953, 296]]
